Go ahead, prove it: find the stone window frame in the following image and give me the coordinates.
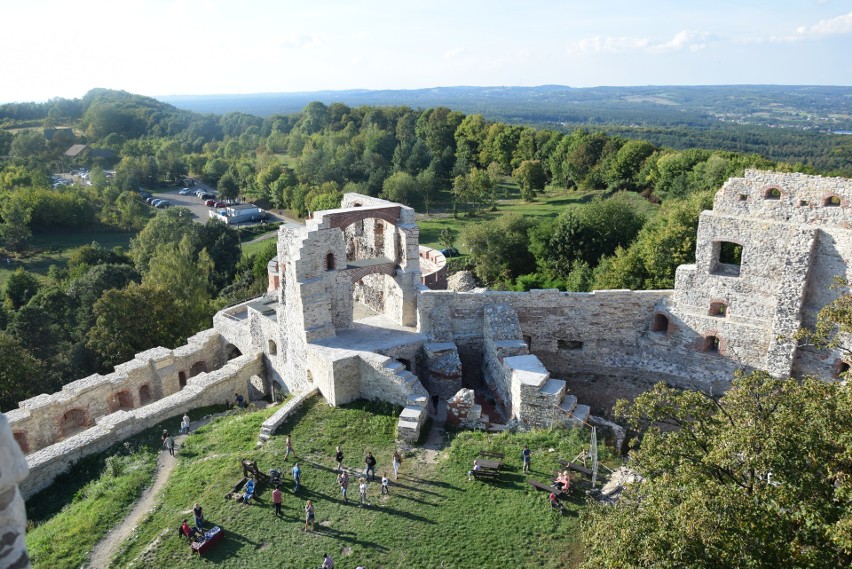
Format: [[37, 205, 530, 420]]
[[763, 186, 782, 200], [737, 194, 748, 202], [708, 300, 728, 317], [138, 384, 153, 405], [558, 339, 584, 350], [711, 240, 743, 277], [325, 252, 336, 271], [651, 312, 670, 334], [268, 339, 278, 356], [823, 195, 842, 207], [701, 334, 722, 354]]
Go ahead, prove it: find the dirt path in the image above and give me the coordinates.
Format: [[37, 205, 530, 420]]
[[420, 401, 448, 464], [85, 412, 225, 569]]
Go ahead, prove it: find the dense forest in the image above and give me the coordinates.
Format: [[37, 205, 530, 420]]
[[158, 85, 852, 176], [0, 88, 836, 410]]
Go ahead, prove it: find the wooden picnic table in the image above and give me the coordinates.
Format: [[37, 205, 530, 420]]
[[479, 450, 505, 460], [559, 460, 593, 477], [476, 459, 502, 471]]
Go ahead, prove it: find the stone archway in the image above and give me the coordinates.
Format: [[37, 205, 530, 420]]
[[190, 361, 207, 376], [138, 384, 153, 405], [60, 408, 88, 438]]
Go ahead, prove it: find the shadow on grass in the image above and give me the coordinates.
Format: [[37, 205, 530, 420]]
[[399, 474, 461, 492], [313, 526, 390, 553]]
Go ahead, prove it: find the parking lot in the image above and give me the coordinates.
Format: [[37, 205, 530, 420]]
[[149, 183, 292, 227]]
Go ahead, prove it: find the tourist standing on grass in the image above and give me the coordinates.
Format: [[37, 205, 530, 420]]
[[193, 503, 204, 529], [322, 552, 335, 568], [235, 392, 245, 408], [272, 485, 282, 516], [304, 500, 315, 532], [335, 445, 344, 472], [381, 472, 389, 495], [164, 434, 176, 456], [338, 471, 349, 502], [358, 477, 368, 506], [364, 452, 377, 480], [285, 435, 295, 460], [522, 445, 531, 473], [392, 449, 402, 479], [292, 462, 302, 491], [181, 413, 190, 435]]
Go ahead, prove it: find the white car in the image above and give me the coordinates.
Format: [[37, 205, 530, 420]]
[[179, 187, 192, 195]]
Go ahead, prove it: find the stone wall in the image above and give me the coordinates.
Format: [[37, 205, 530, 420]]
[[20, 353, 264, 499], [7, 329, 227, 454]]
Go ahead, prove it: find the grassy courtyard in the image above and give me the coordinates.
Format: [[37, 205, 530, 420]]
[[29, 398, 596, 568]]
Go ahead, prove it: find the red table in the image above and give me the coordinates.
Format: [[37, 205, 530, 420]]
[[191, 526, 223, 555]]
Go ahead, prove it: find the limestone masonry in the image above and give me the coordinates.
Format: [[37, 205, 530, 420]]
[[3, 171, 852, 556]]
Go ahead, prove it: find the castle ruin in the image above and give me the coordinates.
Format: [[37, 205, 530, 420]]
[[2, 170, 851, 562]]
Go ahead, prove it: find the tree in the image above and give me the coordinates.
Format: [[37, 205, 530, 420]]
[[582, 371, 852, 568], [129, 208, 196, 274], [0, 201, 32, 252], [4, 268, 40, 310], [217, 171, 240, 201], [513, 160, 546, 201], [87, 283, 191, 370], [381, 171, 420, 207], [461, 214, 536, 286], [0, 331, 46, 411], [143, 235, 213, 332]]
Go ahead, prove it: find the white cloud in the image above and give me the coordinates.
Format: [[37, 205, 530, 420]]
[[444, 47, 466, 60], [566, 30, 707, 55], [279, 34, 322, 50], [771, 10, 852, 42]]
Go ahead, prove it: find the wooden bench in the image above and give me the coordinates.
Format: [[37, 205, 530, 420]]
[[479, 450, 505, 460], [472, 469, 499, 480], [559, 460, 593, 478], [527, 479, 564, 495]]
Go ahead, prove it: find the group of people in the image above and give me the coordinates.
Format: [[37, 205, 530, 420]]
[[178, 503, 205, 542]]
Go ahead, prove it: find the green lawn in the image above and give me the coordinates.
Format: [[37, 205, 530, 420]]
[[93, 398, 594, 569], [418, 185, 658, 250], [0, 229, 135, 288]]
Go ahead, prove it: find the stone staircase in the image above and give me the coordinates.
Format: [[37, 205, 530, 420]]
[[358, 355, 429, 443]]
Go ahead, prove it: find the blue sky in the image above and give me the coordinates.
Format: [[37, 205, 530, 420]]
[[2, 0, 851, 103]]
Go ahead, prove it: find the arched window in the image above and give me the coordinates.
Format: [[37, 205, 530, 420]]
[[178, 371, 187, 389], [138, 384, 153, 405], [764, 187, 782, 200], [116, 389, 134, 409], [703, 335, 720, 353], [190, 361, 208, 376], [651, 313, 669, 333], [823, 195, 842, 207], [268, 339, 277, 356], [709, 301, 728, 317], [325, 253, 336, 271], [60, 408, 88, 437]]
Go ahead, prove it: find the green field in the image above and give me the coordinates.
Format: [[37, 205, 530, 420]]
[[418, 185, 658, 250], [0, 230, 135, 289], [28, 398, 599, 568]]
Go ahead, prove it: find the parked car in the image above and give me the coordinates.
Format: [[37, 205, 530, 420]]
[[150, 199, 164, 207], [199, 192, 216, 200], [440, 247, 461, 258], [140, 191, 152, 199], [179, 187, 192, 195], [213, 201, 227, 208], [154, 200, 170, 208], [205, 199, 217, 207]]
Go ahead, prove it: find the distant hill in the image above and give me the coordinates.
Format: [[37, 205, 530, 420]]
[[157, 84, 852, 131]]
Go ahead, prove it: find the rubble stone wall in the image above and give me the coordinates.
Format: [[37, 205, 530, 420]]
[[20, 353, 264, 499]]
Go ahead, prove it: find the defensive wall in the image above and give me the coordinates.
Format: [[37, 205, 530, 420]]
[[4, 171, 852, 533]]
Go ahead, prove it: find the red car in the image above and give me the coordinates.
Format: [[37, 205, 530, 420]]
[[205, 199, 216, 207], [214, 201, 227, 208]]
